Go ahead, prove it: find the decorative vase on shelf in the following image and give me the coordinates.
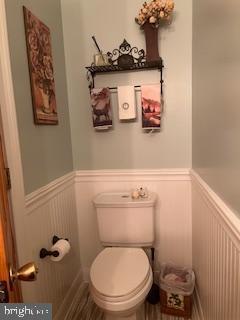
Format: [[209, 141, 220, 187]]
[[142, 22, 160, 63]]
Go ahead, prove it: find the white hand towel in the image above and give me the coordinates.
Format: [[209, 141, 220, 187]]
[[117, 86, 136, 120]]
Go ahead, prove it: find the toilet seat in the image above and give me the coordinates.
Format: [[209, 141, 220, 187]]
[[90, 247, 151, 303]]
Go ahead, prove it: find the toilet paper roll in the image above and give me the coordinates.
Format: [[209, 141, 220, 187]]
[[50, 239, 71, 262]]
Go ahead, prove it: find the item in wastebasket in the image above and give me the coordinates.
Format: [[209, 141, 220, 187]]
[[160, 263, 195, 295], [164, 273, 186, 283]]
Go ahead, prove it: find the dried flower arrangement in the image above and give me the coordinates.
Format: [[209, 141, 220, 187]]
[[135, 0, 175, 28]]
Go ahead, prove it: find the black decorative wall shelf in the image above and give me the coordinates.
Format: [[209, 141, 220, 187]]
[[86, 60, 162, 74], [86, 39, 164, 93]]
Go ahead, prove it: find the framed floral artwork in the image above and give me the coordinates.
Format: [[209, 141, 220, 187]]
[[23, 7, 58, 125]]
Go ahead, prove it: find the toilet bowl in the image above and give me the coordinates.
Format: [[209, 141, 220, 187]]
[[90, 247, 153, 320], [91, 191, 157, 319]]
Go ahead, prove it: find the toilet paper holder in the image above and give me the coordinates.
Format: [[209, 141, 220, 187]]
[[39, 235, 69, 259]]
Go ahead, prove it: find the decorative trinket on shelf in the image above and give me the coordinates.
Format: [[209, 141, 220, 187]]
[[135, 0, 175, 63], [86, 39, 163, 92], [107, 39, 145, 68]]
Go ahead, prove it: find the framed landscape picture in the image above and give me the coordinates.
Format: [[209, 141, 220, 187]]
[[23, 7, 58, 125]]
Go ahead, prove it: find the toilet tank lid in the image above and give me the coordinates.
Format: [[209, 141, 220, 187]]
[[93, 192, 157, 208]]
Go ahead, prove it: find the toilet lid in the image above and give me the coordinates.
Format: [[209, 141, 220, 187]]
[[90, 247, 150, 298]]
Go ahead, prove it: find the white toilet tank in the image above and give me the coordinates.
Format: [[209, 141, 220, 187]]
[[93, 192, 157, 247]]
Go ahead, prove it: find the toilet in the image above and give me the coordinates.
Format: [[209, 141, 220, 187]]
[[90, 191, 157, 320]]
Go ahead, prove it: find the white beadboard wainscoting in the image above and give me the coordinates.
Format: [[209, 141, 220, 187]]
[[24, 172, 82, 318], [74, 169, 192, 280], [191, 170, 240, 320], [21, 169, 240, 320]]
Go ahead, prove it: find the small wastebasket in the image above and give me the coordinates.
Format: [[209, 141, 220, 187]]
[[159, 263, 195, 318]]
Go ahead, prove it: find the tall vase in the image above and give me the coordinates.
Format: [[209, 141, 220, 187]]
[[142, 22, 160, 63]]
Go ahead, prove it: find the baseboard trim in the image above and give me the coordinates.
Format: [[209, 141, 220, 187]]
[[53, 270, 83, 320], [191, 170, 240, 246], [75, 169, 191, 182], [193, 286, 204, 320]]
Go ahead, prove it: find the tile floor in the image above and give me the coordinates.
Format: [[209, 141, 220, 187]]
[[65, 283, 200, 320]]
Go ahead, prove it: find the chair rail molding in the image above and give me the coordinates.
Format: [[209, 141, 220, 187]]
[[25, 172, 75, 214], [191, 169, 240, 246], [75, 168, 191, 183]]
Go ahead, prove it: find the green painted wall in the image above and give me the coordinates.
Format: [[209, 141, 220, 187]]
[[5, 0, 73, 194], [193, 0, 240, 216], [61, 0, 192, 170]]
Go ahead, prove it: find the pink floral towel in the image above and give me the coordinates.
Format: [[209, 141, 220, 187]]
[[141, 85, 161, 129]]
